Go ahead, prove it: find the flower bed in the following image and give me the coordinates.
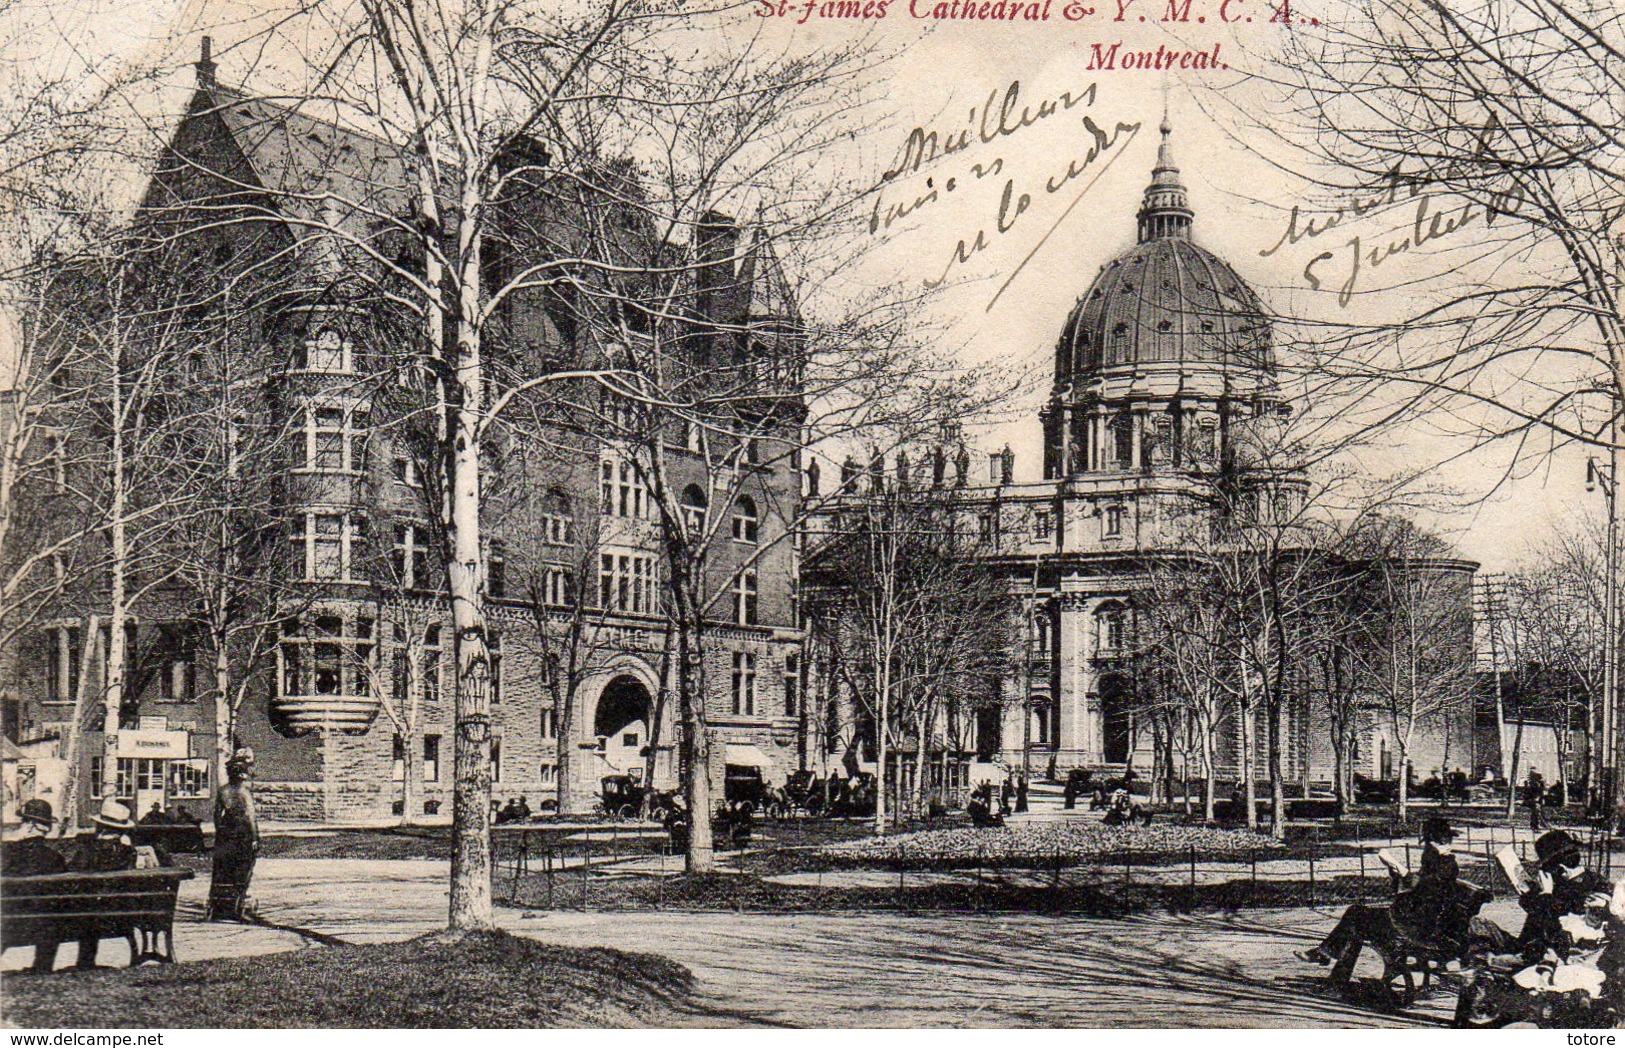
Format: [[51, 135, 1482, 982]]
[[818, 821, 1285, 868]]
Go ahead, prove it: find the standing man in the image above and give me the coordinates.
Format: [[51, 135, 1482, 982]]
[[1525, 767, 1548, 832], [3, 799, 68, 974], [207, 747, 260, 922]]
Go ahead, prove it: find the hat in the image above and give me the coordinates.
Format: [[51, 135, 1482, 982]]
[[91, 799, 135, 832], [226, 747, 255, 772], [1422, 815, 1457, 844], [1535, 829, 1583, 870], [17, 799, 55, 829]]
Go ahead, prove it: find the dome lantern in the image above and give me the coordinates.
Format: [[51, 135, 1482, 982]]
[[1136, 119, 1193, 244]]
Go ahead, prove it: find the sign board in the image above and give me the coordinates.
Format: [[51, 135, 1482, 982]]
[[115, 730, 189, 760], [138, 716, 169, 732]]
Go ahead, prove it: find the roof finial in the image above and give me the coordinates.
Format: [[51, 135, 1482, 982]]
[[1137, 100, 1192, 243], [196, 36, 218, 92]]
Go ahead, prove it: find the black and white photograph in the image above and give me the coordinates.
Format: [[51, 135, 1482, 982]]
[[1, 0, 1624, 1031]]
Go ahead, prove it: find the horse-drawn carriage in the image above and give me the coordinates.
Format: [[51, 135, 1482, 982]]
[[598, 774, 677, 821]]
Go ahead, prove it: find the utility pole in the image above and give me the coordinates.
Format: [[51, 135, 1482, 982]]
[[1588, 448, 1619, 819]]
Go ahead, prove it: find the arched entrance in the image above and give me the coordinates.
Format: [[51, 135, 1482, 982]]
[[592, 675, 653, 779], [1099, 674, 1134, 765]]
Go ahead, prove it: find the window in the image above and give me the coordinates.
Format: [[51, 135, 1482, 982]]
[[392, 455, 421, 487], [681, 484, 707, 536], [1097, 604, 1127, 652], [424, 734, 441, 782], [538, 565, 575, 608], [279, 614, 373, 699], [488, 542, 506, 598], [306, 405, 364, 473], [45, 624, 83, 703], [731, 652, 757, 716], [541, 707, 556, 739], [784, 655, 800, 717], [601, 388, 638, 432], [622, 732, 638, 747], [490, 735, 503, 783], [1103, 504, 1125, 539], [393, 735, 406, 782], [489, 631, 502, 705], [600, 456, 647, 518], [1113, 416, 1134, 469], [734, 569, 759, 626], [1034, 509, 1053, 540], [420, 625, 441, 705], [167, 759, 209, 799], [44, 430, 65, 492], [304, 327, 351, 373], [598, 552, 658, 614], [731, 496, 759, 543], [540, 489, 574, 545], [392, 523, 440, 590], [160, 650, 195, 702], [297, 512, 366, 582]]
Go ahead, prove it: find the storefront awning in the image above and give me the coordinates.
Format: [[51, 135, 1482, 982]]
[[724, 743, 774, 769]]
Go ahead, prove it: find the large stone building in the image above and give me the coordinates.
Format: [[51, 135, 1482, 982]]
[[805, 122, 1480, 794], [2, 47, 807, 825]]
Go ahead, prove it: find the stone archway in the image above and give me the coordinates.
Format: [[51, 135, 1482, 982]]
[[1099, 673, 1134, 766]]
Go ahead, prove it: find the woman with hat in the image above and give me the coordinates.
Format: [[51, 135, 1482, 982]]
[[208, 747, 260, 921], [4, 800, 68, 973], [3, 799, 67, 877]]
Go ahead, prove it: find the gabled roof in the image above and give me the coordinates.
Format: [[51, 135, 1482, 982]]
[[737, 225, 801, 327]]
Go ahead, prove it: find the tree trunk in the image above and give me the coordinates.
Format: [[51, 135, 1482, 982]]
[[1242, 700, 1257, 832], [446, 242, 494, 931], [677, 609, 714, 873]]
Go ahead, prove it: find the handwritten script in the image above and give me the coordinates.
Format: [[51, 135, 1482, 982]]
[[869, 80, 1140, 310]]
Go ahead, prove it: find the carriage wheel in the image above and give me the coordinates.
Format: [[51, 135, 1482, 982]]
[[616, 804, 636, 820], [650, 805, 668, 825], [1380, 950, 1420, 1010]]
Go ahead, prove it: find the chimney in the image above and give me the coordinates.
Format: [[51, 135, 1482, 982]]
[[196, 36, 217, 92]]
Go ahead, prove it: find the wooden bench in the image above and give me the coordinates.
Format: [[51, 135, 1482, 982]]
[[1, 868, 195, 966]]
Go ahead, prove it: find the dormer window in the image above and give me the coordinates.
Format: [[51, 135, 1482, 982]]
[[304, 328, 351, 373]]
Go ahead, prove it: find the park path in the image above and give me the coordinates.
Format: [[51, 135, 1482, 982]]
[[4, 856, 1527, 1027]]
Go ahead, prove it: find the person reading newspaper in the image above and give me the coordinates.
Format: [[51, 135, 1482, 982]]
[[1465, 829, 1610, 966], [1299, 815, 1463, 976]]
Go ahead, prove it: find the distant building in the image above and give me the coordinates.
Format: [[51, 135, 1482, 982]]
[[806, 122, 1479, 793]]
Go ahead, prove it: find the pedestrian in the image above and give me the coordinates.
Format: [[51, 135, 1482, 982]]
[[1015, 774, 1029, 814], [1525, 767, 1547, 832], [208, 747, 260, 922]]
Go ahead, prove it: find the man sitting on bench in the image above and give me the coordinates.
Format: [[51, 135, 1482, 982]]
[[56, 800, 143, 970]]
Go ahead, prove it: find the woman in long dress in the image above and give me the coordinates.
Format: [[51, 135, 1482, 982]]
[[207, 748, 260, 921]]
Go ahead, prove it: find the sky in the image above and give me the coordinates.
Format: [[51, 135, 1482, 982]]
[[0, 0, 1607, 573]]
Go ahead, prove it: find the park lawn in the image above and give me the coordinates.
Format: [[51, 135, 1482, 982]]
[[1, 931, 694, 1028]]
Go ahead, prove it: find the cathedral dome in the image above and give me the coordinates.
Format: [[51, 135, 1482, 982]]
[[1055, 122, 1273, 384]]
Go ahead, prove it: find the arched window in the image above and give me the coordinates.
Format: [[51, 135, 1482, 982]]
[[680, 484, 707, 536], [732, 496, 759, 543], [1096, 601, 1129, 653]]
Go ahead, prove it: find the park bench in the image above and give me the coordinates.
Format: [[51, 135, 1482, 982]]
[[1, 868, 195, 967]]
